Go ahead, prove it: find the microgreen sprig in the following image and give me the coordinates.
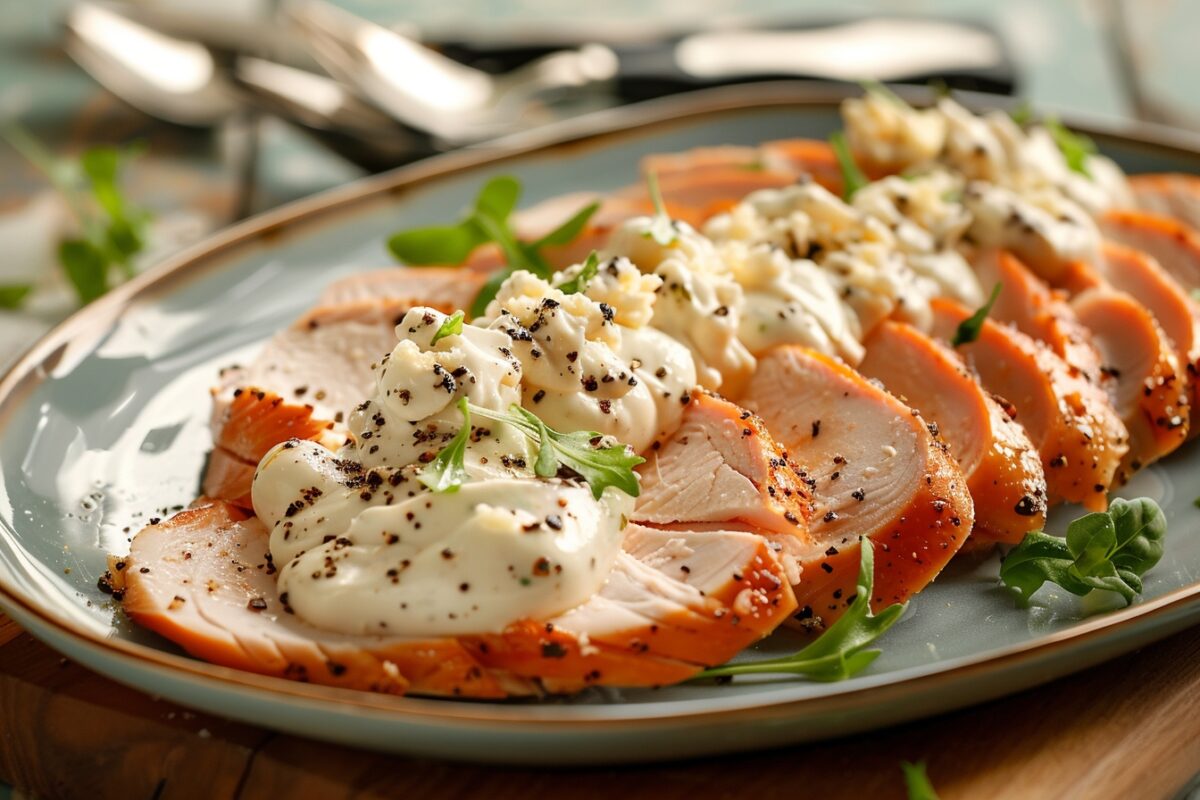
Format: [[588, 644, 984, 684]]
[[419, 400, 644, 500], [555, 251, 600, 295], [387, 176, 599, 317], [1044, 117, 1098, 179], [901, 761, 941, 800], [417, 398, 472, 493], [643, 170, 677, 246], [829, 131, 869, 201], [2, 125, 150, 306], [951, 282, 1002, 347], [694, 538, 905, 682], [471, 403, 644, 500], [429, 310, 464, 346]]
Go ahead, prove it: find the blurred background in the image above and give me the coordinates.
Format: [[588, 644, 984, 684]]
[[0, 0, 1196, 359]]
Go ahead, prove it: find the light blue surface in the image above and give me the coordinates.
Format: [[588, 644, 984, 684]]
[[1, 94, 1200, 763]]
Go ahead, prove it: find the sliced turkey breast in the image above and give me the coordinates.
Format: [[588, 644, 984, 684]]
[[1070, 282, 1190, 477], [743, 346, 974, 625], [972, 249, 1105, 385], [859, 321, 1046, 543], [119, 501, 795, 698], [930, 298, 1128, 509], [1129, 173, 1200, 230], [634, 391, 813, 583], [1101, 208, 1200, 292], [1095, 241, 1200, 434]]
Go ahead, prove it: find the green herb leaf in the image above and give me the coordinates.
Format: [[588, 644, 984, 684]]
[[901, 761, 941, 800], [1105, 497, 1168, 575], [430, 310, 465, 346], [472, 212, 550, 279], [532, 201, 600, 249], [3, 128, 149, 302], [0, 283, 34, 310], [1193, 496, 1200, 509], [859, 79, 909, 108], [469, 265, 515, 319], [999, 497, 1166, 607], [694, 538, 906, 681], [473, 175, 521, 222], [951, 282, 1002, 347], [1045, 117, 1098, 179], [418, 398, 472, 493], [556, 251, 601, 295], [388, 223, 487, 266], [829, 131, 869, 201], [1009, 101, 1034, 127], [997, 530, 1087, 604], [58, 239, 109, 304], [469, 403, 644, 500], [389, 177, 597, 315], [1191, 288, 1200, 304], [643, 171, 677, 246], [80, 146, 148, 264]]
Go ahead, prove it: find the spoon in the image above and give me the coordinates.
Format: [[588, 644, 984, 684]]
[[231, 56, 437, 170], [63, 1, 241, 126], [283, 0, 618, 146], [62, 2, 436, 171]]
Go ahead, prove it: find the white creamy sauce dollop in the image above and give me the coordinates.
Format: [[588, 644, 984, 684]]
[[253, 298, 647, 638], [960, 181, 1102, 279], [606, 216, 756, 394], [255, 440, 628, 636], [350, 307, 527, 473], [840, 93, 1132, 270], [480, 262, 697, 452], [703, 182, 966, 351]]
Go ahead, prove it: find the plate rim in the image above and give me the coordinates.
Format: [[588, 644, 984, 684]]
[[3, 80, 1200, 729]]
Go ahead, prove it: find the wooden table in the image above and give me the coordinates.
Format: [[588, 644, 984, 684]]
[[2, 610, 1198, 800]]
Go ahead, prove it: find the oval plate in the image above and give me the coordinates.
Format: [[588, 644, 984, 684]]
[[3, 83, 1200, 765]]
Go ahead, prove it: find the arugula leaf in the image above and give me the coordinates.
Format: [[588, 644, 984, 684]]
[[387, 177, 599, 316], [556, 251, 600, 295], [829, 131, 869, 201], [901, 762, 941, 800], [1044, 117, 1098, 179], [1194, 496, 1200, 509], [472, 210, 548, 279], [0, 284, 33, 310], [643, 171, 677, 246], [951, 282, 1002, 347], [418, 398, 472, 493], [999, 497, 1166, 606], [469, 403, 644, 500], [473, 175, 521, 221], [694, 538, 906, 681], [388, 223, 488, 267], [429, 310, 464, 346], [532, 201, 600, 249]]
